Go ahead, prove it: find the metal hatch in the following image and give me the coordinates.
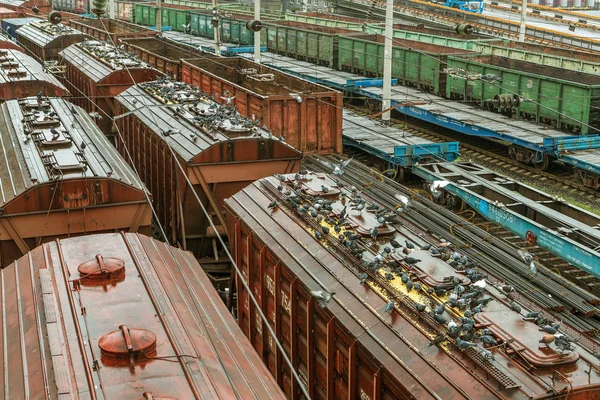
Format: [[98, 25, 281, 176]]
[[98, 324, 157, 366], [77, 254, 126, 284]]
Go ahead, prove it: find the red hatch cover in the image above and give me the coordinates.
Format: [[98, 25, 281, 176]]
[[474, 311, 579, 368], [404, 250, 470, 287], [300, 174, 341, 197], [78, 254, 125, 283], [98, 325, 157, 366]]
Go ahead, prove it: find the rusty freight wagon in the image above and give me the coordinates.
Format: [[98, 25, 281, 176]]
[[69, 17, 155, 44], [0, 97, 151, 266], [16, 19, 88, 61], [122, 36, 203, 80], [181, 57, 343, 155], [224, 173, 600, 399], [0, 30, 23, 51], [114, 80, 301, 280], [60, 40, 163, 139], [0, 232, 286, 399], [0, 49, 69, 100]]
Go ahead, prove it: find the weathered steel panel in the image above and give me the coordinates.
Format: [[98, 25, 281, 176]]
[[114, 80, 301, 260], [224, 174, 600, 400], [181, 57, 343, 155], [69, 18, 155, 44], [0, 232, 287, 398], [15, 20, 88, 61], [0, 97, 151, 266]]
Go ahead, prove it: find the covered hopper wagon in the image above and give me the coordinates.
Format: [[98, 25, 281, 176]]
[[225, 173, 600, 399], [15, 19, 88, 61], [0, 49, 69, 100], [69, 17, 155, 44], [0, 232, 286, 399], [0, 97, 151, 266], [181, 56, 343, 155], [114, 80, 302, 279], [60, 40, 163, 139]]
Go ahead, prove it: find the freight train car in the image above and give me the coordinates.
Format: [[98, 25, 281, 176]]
[[181, 56, 343, 154], [16, 19, 88, 61], [122, 36, 201, 79], [447, 55, 600, 134], [114, 80, 301, 274], [338, 33, 475, 94], [69, 17, 155, 44], [187, 11, 271, 45], [0, 97, 151, 266], [0, 30, 23, 51], [60, 40, 163, 138], [134, 3, 195, 31], [224, 172, 600, 399], [0, 232, 286, 399], [1, 17, 40, 40], [261, 21, 352, 68], [0, 49, 69, 99]]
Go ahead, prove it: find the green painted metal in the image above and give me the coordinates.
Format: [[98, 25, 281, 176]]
[[446, 55, 600, 134], [337, 34, 473, 94], [261, 22, 350, 68], [189, 12, 214, 39], [284, 13, 365, 30], [364, 24, 498, 50], [134, 3, 156, 26], [472, 42, 600, 75]]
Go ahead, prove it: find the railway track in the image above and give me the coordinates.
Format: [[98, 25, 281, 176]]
[[345, 104, 600, 199], [304, 155, 600, 354]]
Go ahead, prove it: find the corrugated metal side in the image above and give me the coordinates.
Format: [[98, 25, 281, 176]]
[[122, 38, 199, 80], [181, 57, 343, 155], [0, 232, 287, 398]]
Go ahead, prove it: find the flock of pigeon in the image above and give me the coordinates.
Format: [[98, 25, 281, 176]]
[[266, 163, 577, 362]]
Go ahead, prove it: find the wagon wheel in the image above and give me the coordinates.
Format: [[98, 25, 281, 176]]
[[396, 167, 405, 182], [533, 154, 550, 171], [366, 99, 380, 112], [508, 145, 518, 161]]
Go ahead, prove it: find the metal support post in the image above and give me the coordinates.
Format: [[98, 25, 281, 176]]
[[519, 0, 527, 42], [254, 0, 261, 63], [156, 0, 162, 33], [382, 0, 393, 122], [213, 3, 221, 56]]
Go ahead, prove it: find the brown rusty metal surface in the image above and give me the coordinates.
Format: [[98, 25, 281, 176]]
[[0, 49, 69, 99], [181, 56, 343, 155], [224, 174, 600, 400], [115, 80, 301, 255], [69, 18, 155, 44], [122, 37, 204, 80], [407, 249, 471, 287], [0, 232, 286, 399], [474, 311, 580, 368], [0, 97, 151, 266], [16, 20, 88, 61], [77, 254, 126, 282], [0, 31, 22, 52]]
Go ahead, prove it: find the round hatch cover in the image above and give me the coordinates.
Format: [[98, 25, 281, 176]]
[[78, 255, 125, 282], [99, 325, 157, 364]]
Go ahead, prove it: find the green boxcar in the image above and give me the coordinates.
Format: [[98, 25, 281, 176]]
[[337, 34, 474, 94], [134, 3, 156, 26], [261, 21, 352, 68], [162, 7, 190, 32], [189, 12, 261, 45], [365, 24, 498, 50], [472, 42, 600, 75], [189, 12, 214, 39], [164, 0, 213, 8], [446, 55, 600, 134]]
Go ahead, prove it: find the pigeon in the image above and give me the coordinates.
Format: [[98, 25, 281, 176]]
[[390, 239, 402, 250], [32, 5, 39, 13], [404, 257, 421, 265], [267, 200, 277, 210], [405, 280, 413, 292], [415, 303, 426, 312], [321, 185, 329, 194], [477, 335, 498, 346], [525, 311, 543, 319], [434, 303, 445, 315], [405, 241, 414, 249], [384, 301, 395, 314], [395, 193, 410, 208], [315, 230, 323, 240], [539, 335, 555, 347], [501, 285, 515, 293], [518, 250, 534, 265], [472, 279, 486, 289], [414, 282, 422, 292], [481, 73, 502, 83], [371, 227, 378, 240], [430, 180, 450, 198], [80, 141, 87, 151], [448, 320, 458, 330], [311, 290, 334, 308], [541, 325, 559, 334], [359, 272, 369, 284], [433, 313, 447, 324], [456, 338, 477, 350], [428, 334, 447, 347], [320, 157, 353, 175], [510, 302, 521, 313], [480, 347, 495, 361], [50, 127, 60, 139]]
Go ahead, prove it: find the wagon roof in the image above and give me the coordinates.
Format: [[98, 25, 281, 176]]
[[0, 97, 145, 206], [16, 20, 88, 49], [116, 81, 299, 162], [60, 40, 159, 83], [0, 232, 286, 399], [0, 49, 67, 87]]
